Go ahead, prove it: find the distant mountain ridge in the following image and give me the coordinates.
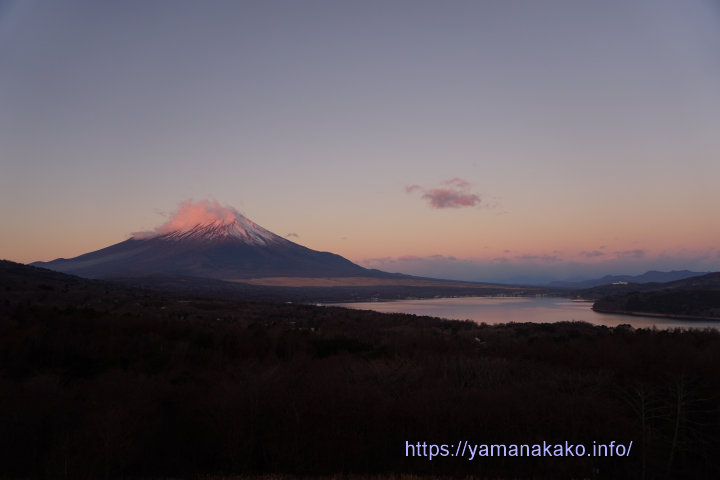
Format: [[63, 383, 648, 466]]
[[575, 271, 720, 299], [590, 272, 720, 319], [549, 270, 708, 289]]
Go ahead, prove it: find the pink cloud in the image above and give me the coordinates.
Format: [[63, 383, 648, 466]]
[[615, 249, 646, 259], [580, 250, 605, 258], [514, 254, 562, 263], [422, 188, 481, 208], [405, 178, 483, 209], [443, 177, 471, 189], [133, 198, 242, 238]]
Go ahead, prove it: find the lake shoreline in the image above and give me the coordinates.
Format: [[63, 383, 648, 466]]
[[592, 306, 720, 322], [334, 295, 720, 330]]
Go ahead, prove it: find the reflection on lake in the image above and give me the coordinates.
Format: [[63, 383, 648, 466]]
[[335, 296, 720, 330]]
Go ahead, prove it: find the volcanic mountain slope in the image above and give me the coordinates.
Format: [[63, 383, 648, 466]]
[[32, 204, 380, 281]]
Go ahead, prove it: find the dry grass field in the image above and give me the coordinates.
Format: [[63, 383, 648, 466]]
[[237, 276, 525, 289]]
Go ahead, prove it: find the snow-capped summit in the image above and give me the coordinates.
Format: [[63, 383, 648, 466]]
[[150, 217, 281, 246]]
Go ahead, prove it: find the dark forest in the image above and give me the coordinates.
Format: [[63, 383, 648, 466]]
[[2, 261, 720, 479]]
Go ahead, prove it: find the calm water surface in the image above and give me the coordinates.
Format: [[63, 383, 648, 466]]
[[336, 296, 720, 330]]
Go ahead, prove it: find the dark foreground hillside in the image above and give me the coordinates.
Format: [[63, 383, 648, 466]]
[[2, 261, 720, 479]]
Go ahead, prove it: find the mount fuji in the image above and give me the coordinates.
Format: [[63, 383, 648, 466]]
[[32, 202, 384, 281]]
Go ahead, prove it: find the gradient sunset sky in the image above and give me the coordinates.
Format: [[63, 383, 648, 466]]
[[2, 0, 720, 283]]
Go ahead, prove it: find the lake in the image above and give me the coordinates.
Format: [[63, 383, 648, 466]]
[[335, 296, 720, 330]]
